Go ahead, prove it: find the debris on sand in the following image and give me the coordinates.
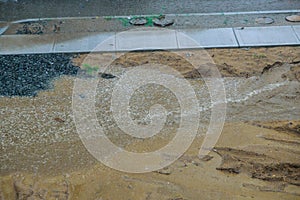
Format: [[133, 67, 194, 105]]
[[261, 61, 283, 74], [157, 167, 172, 175], [282, 65, 300, 82], [99, 72, 116, 79], [250, 120, 300, 135], [12, 174, 70, 200], [252, 163, 300, 185], [242, 183, 286, 193], [54, 117, 65, 123], [215, 147, 300, 185], [199, 155, 213, 162]]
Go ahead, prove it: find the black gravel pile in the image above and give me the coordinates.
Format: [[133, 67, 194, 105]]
[[0, 54, 79, 96], [16, 21, 46, 35]]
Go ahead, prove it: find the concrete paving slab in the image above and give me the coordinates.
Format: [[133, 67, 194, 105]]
[[1, 26, 300, 55], [53, 32, 115, 53], [0, 35, 55, 55], [292, 26, 300, 41], [234, 26, 300, 47], [89, 33, 116, 52], [116, 29, 178, 51], [177, 28, 238, 48]]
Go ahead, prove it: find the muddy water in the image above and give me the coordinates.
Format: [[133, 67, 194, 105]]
[[0, 47, 300, 199]]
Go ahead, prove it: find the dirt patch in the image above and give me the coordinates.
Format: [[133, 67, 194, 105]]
[[113, 51, 206, 79], [1, 47, 300, 199], [282, 64, 300, 82], [242, 182, 286, 193], [252, 163, 300, 185], [215, 147, 300, 186], [262, 62, 300, 82], [250, 120, 300, 135], [207, 47, 300, 78], [6, 173, 71, 200], [72, 47, 300, 79], [72, 51, 202, 79]]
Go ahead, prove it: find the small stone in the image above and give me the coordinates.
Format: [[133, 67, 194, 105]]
[[285, 15, 300, 22], [129, 17, 147, 26], [54, 117, 65, 123], [255, 17, 274, 24], [153, 18, 174, 27], [99, 73, 116, 79], [200, 155, 213, 161], [53, 24, 60, 33], [157, 167, 171, 175]]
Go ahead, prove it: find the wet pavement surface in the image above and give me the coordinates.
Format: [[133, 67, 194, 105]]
[[0, 0, 299, 21]]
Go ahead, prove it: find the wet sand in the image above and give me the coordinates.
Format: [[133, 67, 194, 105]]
[[0, 47, 299, 199]]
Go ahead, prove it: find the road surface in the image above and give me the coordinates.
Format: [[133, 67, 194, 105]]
[[0, 0, 299, 21]]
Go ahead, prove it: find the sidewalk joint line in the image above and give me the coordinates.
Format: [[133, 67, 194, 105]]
[[51, 37, 56, 52], [175, 31, 180, 49], [232, 28, 241, 47], [291, 26, 300, 43]]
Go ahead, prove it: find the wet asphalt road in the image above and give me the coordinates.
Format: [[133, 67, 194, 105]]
[[0, 0, 299, 21]]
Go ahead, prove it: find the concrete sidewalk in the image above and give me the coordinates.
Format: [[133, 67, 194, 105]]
[[0, 25, 300, 55]]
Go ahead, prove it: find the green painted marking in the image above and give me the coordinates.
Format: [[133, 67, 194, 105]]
[[82, 64, 98, 75]]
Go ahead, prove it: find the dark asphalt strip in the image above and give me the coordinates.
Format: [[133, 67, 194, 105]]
[[1, 0, 299, 21], [0, 54, 79, 96]]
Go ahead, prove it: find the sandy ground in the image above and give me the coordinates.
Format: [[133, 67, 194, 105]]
[[0, 47, 300, 200]]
